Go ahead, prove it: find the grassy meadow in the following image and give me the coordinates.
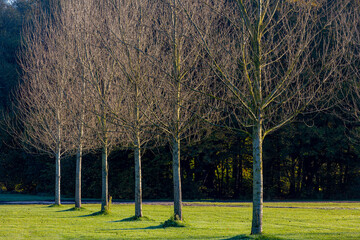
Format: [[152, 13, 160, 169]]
[[0, 200, 359, 240]]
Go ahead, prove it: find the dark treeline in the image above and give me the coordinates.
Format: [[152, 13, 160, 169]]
[[0, 0, 359, 206], [2, 115, 360, 201], [2, 119, 360, 201]]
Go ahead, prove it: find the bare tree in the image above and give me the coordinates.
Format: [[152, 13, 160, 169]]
[[348, 6, 360, 121], [336, 2, 360, 138], [67, 0, 123, 213], [59, 0, 100, 209], [13, 0, 100, 209], [186, 0, 352, 234], [14, 2, 75, 206], [145, 0, 215, 221], [96, 0, 159, 218]]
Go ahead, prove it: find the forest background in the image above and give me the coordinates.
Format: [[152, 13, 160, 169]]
[[0, 0, 359, 203]]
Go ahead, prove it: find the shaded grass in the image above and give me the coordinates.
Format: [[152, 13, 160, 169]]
[[68, 206, 86, 211], [161, 216, 187, 228], [58, 207, 87, 212], [119, 216, 153, 222], [223, 234, 284, 240], [80, 209, 111, 217], [48, 204, 62, 208], [0, 202, 359, 239]]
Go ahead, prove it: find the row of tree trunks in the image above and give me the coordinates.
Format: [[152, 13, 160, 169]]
[[13, 0, 358, 236]]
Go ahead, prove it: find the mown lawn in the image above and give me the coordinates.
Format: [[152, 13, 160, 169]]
[[0, 202, 359, 240]]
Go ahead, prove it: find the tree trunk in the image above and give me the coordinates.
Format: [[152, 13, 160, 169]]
[[172, 136, 182, 221], [75, 74, 86, 209], [134, 134, 142, 217], [75, 144, 82, 208], [101, 144, 109, 212], [251, 122, 263, 235], [55, 147, 61, 206], [55, 118, 61, 206]]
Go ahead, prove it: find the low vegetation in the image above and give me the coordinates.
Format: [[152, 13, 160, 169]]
[[0, 202, 359, 240]]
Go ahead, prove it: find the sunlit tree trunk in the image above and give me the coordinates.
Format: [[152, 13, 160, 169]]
[[251, 120, 263, 234], [134, 79, 143, 217], [172, 135, 182, 220], [75, 128, 83, 208], [75, 74, 87, 209], [101, 142, 109, 212], [55, 144, 61, 206], [55, 110, 61, 206], [171, 0, 183, 220], [134, 133, 142, 217], [101, 93, 109, 212]]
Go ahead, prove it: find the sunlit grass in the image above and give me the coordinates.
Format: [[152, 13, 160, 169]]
[[188, 201, 360, 209], [0, 202, 359, 239]]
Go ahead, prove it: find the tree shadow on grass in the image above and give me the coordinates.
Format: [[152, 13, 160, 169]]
[[47, 204, 62, 208], [222, 235, 251, 240], [108, 218, 187, 230], [111, 216, 153, 222], [110, 224, 165, 231], [78, 211, 110, 217], [57, 207, 87, 212], [222, 234, 284, 240]]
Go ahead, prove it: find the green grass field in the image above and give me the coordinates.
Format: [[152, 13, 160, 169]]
[[0, 201, 359, 240]]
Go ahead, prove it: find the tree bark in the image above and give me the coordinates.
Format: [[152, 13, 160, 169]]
[[251, 121, 263, 235], [134, 134, 142, 217], [55, 146, 61, 206], [75, 144, 82, 208], [75, 74, 86, 209], [101, 144, 109, 212], [55, 117, 61, 206], [172, 136, 182, 221]]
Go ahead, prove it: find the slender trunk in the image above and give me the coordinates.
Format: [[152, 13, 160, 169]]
[[134, 134, 142, 217], [251, 0, 263, 233], [171, 0, 182, 221], [55, 146, 61, 206], [133, 57, 142, 217], [75, 143, 82, 208], [251, 121, 263, 235], [173, 136, 182, 220], [55, 114, 61, 206], [76, 72, 86, 209], [101, 144, 109, 212], [100, 76, 109, 212]]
